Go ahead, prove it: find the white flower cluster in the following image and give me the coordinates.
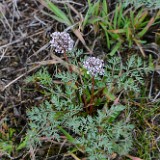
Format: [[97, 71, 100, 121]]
[[83, 57, 105, 76], [50, 32, 74, 53]]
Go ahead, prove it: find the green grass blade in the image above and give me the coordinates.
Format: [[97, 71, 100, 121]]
[[82, 5, 93, 29], [41, 10, 70, 26], [134, 8, 143, 25], [130, 10, 134, 28], [46, 0, 72, 26], [138, 17, 155, 38], [17, 136, 29, 150], [87, 0, 91, 6], [126, 26, 132, 47], [113, 5, 119, 29], [94, 0, 100, 16], [134, 11, 148, 29], [117, 4, 123, 27], [83, 1, 100, 29], [88, 17, 101, 24], [148, 54, 154, 71], [102, 0, 108, 17], [57, 126, 83, 153], [57, 126, 75, 143], [108, 32, 120, 40], [100, 23, 110, 49], [109, 42, 121, 56]]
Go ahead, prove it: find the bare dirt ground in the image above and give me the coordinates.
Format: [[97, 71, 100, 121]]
[[0, 1, 52, 112], [0, 1, 55, 158]]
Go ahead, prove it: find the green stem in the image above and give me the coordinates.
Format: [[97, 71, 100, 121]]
[[64, 50, 73, 73], [89, 76, 95, 114]]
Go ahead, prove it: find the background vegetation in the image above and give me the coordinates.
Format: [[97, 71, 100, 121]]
[[0, 0, 160, 160]]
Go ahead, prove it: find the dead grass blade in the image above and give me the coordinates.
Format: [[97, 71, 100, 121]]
[[134, 39, 146, 57], [126, 154, 143, 160], [108, 29, 126, 34], [50, 53, 80, 73], [73, 29, 92, 54]]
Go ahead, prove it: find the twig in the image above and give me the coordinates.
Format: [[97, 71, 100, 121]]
[[0, 49, 7, 62]]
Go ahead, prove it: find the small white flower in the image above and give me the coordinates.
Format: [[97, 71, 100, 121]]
[[50, 32, 74, 53], [83, 57, 105, 76]]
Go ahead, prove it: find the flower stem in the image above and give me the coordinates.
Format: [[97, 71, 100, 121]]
[[89, 76, 95, 114], [64, 50, 73, 73]]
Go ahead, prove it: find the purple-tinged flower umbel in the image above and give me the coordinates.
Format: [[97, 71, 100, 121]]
[[50, 32, 74, 53], [83, 57, 105, 76]]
